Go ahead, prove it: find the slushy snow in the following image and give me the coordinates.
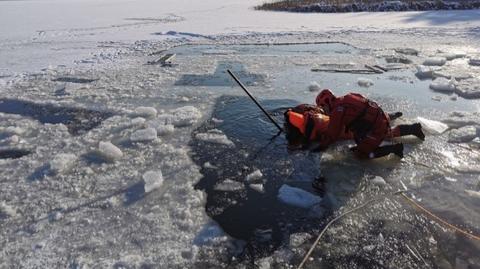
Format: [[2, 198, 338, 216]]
[[277, 184, 321, 208], [142, 170, 164, 193]]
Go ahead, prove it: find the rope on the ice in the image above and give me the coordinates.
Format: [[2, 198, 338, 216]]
[[296, 190, 405, 269], [296, 190, 480, 269]]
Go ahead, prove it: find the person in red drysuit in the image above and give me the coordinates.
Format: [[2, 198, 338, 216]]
[[312, 89, 425, 159]]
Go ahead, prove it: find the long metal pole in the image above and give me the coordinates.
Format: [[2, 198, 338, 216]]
[[227, 69, 283, 132]]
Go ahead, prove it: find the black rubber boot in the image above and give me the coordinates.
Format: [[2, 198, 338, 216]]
[[388, 112, 403, 121], [371, 143, 404, 159], [312, 176, 327, 195], [398, 123, 425, 141]]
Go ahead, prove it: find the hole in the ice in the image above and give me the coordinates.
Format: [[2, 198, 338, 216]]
[[0, 149, 31, 159], [190, 95, 368, 260], [175, 61, 265, 87], [0, 99, 114, 135], [52, 77, 97, 84]]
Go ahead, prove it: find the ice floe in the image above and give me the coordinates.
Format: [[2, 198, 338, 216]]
[[214, 179, 244, 192], [429, 78, 456, 93], [277, 184, 321, 208], [245, 169, 263, 182], [423, 57, 446, 66], [357, 78, 374, 87], [195, 129, 234, 147], [130, 128, 157, 142], [248, 183, 265, 193], [143, 170, 164, 193], [97, 141, 123, 161], [448, 126, 478, 143], [415, 65, 440, 79], [134, 106, 157, 118]]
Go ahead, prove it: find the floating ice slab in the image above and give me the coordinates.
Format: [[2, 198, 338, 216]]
[[277, 184, 321, 208], [423, 57, 446, 66], [98, 141, 123, 161], [430, 78, 456, 93], [448, 126, 478, 143], [195, 130, 234, 147], [214, 179, 244, 192], [357, 78, 374, 87], [245, 169, 263, 182], [134, 106, 157, 118], [130, 128, 157, 142], [50, 153, 77, 174], [249, 183, 264, 193], [143, 170, 164, 193], [417, 117, 449, 134]]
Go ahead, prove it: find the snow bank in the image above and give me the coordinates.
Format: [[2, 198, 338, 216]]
[[130, 128, 157, 142], [448, 126, 478, 143], [49, 153, 77, 174], [135, 107, 157, 118], [214, 179, 244, 192], [357, 78, 374, 87], [195, 129, 234, 147], [277, 184, 321, 208], [429, 78, 456, 93], [98, 141, 123, 161], [417, 117, 449, 135], [143, 170, 164, 193], [423, 57, 447, 66]]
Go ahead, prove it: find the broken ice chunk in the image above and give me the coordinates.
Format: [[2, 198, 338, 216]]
[[371, 176, 387, 187], [430, 78, 456, 93], [448, 126, 478, 143], [214, 179, 244, 192], [289, 232, 312, 248], [131, 117, 146, 126], [130, 128, 157, 142], [143, 170, 164, 193], [455, 78, 480, 99], [170, 106, 202, 127], [277, 185, 321, 208], [135, 106, 157, 118], [195, 130, 234, 147], [417, 117, 449, 135], [50, 153, 77, 174], [249, 184, 264, 193], [98, 141, 123, 161], [423, 57, 446, 66], [357, 78, 374, 88], [415, 65, 440, 79], [245, 169, 263, 183]]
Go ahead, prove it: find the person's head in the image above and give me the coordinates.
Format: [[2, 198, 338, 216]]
[[315, 89, 336, 113], [284, 109, 308, 148]]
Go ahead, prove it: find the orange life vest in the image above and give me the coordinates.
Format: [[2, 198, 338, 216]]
[[286, 111, 329, 141]]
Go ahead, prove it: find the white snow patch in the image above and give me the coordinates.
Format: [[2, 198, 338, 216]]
[[245, 169, 263, 182], [49, 153, 77, 174], [308, 81, 321, 92], [130, 128, 157, 142], [195, 129, 234, 146], [277, 184, 321, 208], [143, 170, 164, 193], [249, 183, 264, 193], [423, 57, 446, 66], [430, 78, 456, 93], [417, 117, 449, 135], [357, 77, 374, 87], [134, 106, 157, 118], [214, 179, 244, 192], [97, 141, 123, 161]]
